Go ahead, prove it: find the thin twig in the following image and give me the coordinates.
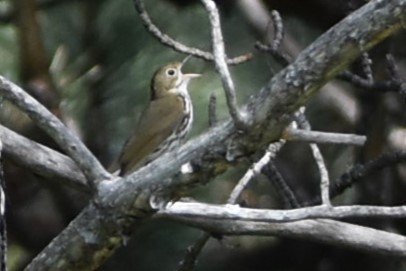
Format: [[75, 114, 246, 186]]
[[208, 93, 218, 127], [228, 150, 272, 204], [255, 10, 291, 67], [338, 52, 406, 101], [310, 141, 331, 206], [132, 0, 252, 65], [360, 52, 374, 83], [295, 109, 331, 206], [200, 0, 248, 128], [386, 53, 406, 101], [269, 10, 284, 50], [262, 160, 300, 208], [339, 71, 399, 90], [0, 76, 111, 186], [305, 151, 406, 206], [255, 42, 291, 67], [283, 128, 366, 145], [228, 141, 285, 204]]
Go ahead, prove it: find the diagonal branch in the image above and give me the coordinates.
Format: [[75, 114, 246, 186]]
[[0, 76, 110, 185], [228, 141, 285, 204], [304, 151, 406, 206]]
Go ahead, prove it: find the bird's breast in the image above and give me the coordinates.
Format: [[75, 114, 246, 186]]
[[175, 93, 193, 140]]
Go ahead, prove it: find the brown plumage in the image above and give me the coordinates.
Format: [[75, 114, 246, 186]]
[[116, 60, 200, 176]]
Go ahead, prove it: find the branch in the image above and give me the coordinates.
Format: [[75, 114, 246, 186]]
[[0, 76, 110, 185], [160, 202, 406, 222], [338, 52, 406, 102], [0, 125, 88, 192], [386, 54, 406, 100], [262, 160, 300, 208], [168, 217, 406, 257], [248, 0, 405, 130], [269, 10, 284, 50], [255, 10, 292, 67], [228, 141, 285, 204], [200, 0, 248, 128], [180, 151, 406, 271], [132, 0, 252, 65], [305, 151, 406, 206], [294, 110, 331, 206], [311, 133, 331, 205], [283, 128, 366, 145]]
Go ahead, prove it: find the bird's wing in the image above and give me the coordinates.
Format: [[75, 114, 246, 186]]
[[118, 95, 185, 175]]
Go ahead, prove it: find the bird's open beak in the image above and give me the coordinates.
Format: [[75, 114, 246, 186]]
[[183, 73, 201, 79], [181, 73, 201, 88]]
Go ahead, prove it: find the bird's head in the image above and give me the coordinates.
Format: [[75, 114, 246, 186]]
[[151, 56, 201, 99]]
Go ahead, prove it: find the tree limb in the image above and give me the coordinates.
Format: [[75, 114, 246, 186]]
[[0, 76, 111, 185], [167, 217, 406, 257], [0, 125, 88, 192], [159, 201, 406, 221]]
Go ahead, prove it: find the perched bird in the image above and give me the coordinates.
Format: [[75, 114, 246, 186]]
[[116, 57, 201, 176]]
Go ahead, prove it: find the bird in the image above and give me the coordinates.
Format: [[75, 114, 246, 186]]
[[115, 57, 201, 176]]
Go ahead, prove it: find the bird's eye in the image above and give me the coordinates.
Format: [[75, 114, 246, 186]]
[[166, 68, 176, 77]]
